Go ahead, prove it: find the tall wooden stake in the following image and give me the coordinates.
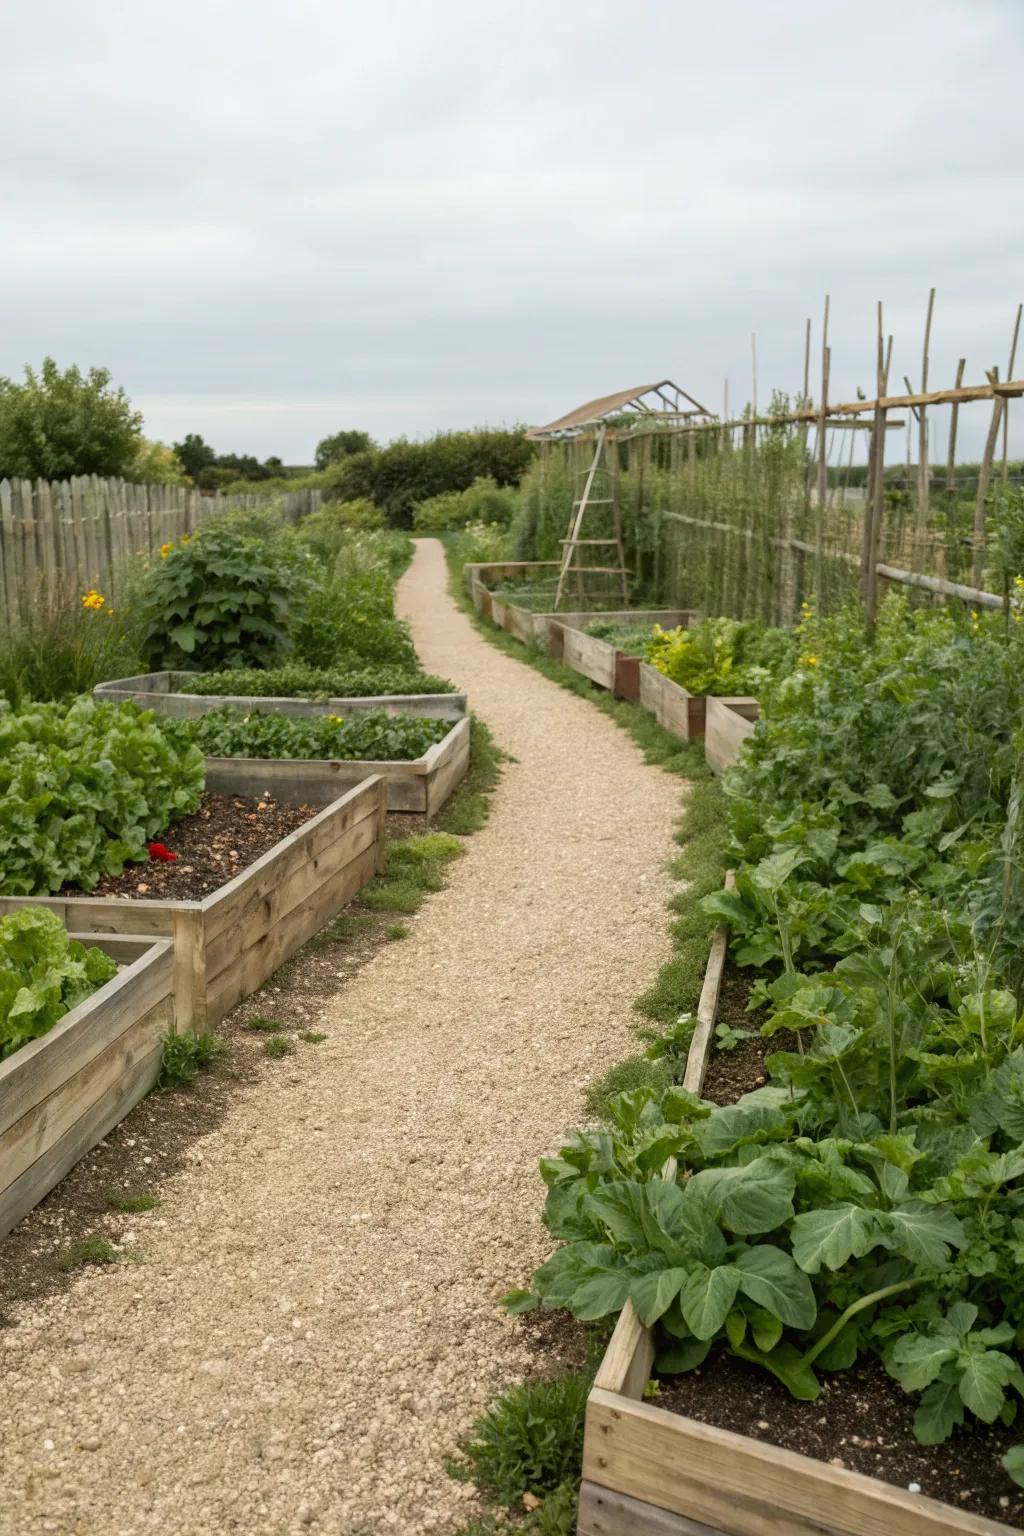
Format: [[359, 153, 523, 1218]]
[[814, 296, 830, 599], [863, 304, 890, 629], [946, 358, 966, 496], [915, 287, 935, 562], [1002, 303, 1022, 482], [974, 366, 1006, 587]]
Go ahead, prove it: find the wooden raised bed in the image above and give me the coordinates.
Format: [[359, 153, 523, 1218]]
[[703, 696, 759, 774], [579, 879, 1014, 1536], [637, 663, 710, 742], [94, 670, 466, 722], [203, 713, 471, 816], [549, 614, 696, 703], [0, 771, 387, 1032], [0, 931, 176, 1238]]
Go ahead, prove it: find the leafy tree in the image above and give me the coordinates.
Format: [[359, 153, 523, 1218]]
[[173, 433, 216, 483], [315, 429, 375, 470], [130, 439, 190, 486], [0, 359, 143, 480]]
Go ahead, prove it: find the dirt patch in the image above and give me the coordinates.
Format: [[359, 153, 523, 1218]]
[[701, 959, 799, 1103], [657, 1350, 1023, 1528], [62, 793, 317, 901]]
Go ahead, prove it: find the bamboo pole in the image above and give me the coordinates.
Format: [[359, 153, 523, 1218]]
[[916, 288, 935, 559], [863, 306, 890, 628], [1002, 303, 1022, 483], [946, 358, 966, 495], [813, 296, 830, 599], [973, 366, 1006, 587]]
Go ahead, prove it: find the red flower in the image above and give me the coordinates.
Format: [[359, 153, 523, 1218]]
[[148, 842, 178, 863]]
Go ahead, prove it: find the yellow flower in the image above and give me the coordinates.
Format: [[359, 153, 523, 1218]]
[[81, 589, 105, 611], [160, 542, 174, 558], [801, 653, 819, 667], [106, 608, 115, 617], [327, 714, 344, 724]]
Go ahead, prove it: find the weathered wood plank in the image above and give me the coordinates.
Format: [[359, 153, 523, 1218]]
[[203, 840, 380, 1022], [0, 1029, 167, 1240], [0, 995, 173, 1195], [202, 807, 382, 978], [201, 779, 384, 941], [425, 717, 472, 816], [583, 1389, 1014, 1536], [682, 871, 734, 1097], [92, 672, 466, 722], [703, 697, 759, 774], [578, 1483, 723, 1536], [0, 942, 174, 1139]]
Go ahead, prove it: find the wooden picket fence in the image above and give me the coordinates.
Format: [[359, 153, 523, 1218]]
[[0, 478, 321, 625]]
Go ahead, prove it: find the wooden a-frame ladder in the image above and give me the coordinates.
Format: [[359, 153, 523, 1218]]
[[554, 425, 629, 610]]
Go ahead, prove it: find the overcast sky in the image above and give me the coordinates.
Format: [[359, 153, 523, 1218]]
[[2, 0, 1022, 463]]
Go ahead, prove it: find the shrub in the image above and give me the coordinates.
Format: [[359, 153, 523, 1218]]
[[647, 616, 796, 698], [448, 520, 513, 568], [413, 476, 518, 532], [140, 523, 295, 671], [315, 430, 375, 468]]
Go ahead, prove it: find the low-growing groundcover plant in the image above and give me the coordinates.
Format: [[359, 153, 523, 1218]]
[[0, 906, 117, 1059], [0, 697, 204, 894], [509, 594, 1024, 1494], [180, 662, 454, 699], [175, 707, 450, 762]]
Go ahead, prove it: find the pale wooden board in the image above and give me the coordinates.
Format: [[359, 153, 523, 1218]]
[[703, 697, 759, 775], [563, 628, 617, 690], [200, 779, 385, 942], [203, 841, 380, 1023], [202, 807, 381, 979], [93, 673, 466, 722], [0, 1030, 167, 1240], [681, 872, 735, 1097], [657, 677, 705, 742], [638, 663, 666, 721], [0, 995, 173, 1193], [583, 1389, 1015, 1536], [578, 1483, 723, 1536], [423, 716, 472, 816], [202, 753, 428, 812], [0, 897, 180, 937], [0, 943, 175, 1139], [593, 1304, 654, 1399]]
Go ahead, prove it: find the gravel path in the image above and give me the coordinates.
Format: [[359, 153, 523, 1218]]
[[0, 538, 682, 1536]]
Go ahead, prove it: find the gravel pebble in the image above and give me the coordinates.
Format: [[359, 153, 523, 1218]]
[[0, 538, 683, 1535]]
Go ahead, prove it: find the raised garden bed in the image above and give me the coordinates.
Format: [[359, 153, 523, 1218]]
[[703, 696, 759, 772], [637, 662, 713, 742], [0, 770, 387, 1032], [549, 615, 696, 702], [94, 670, 466, 722], [0, 931, 175, 1239], [202, 713, 470, 815], [579, 882, 1018, 1536]]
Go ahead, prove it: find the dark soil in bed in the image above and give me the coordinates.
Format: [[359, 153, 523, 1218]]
[[701, 958, 800, 1103], [657, 1350, 1022, 1526], [660, 957, 1024, 1527], [62, 793, 318, 901]]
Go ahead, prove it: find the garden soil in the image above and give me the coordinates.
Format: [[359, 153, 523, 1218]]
[[0, 538, 682, 1536]]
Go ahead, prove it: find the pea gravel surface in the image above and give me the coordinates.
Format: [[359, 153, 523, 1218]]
[[0, 537, 684, 1536]]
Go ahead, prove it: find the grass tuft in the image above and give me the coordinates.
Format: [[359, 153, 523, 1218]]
[[386, 922, 409, 939], [59, 1237, 121, 1271], [447, 1370, 591, 1509], [246, 1016, 286, 1033], [585, 1056, 671, 1119], [298, 1030, 328, 1043], [262, 1034, 295, 1059], [103, 1189, 159, 1214]]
